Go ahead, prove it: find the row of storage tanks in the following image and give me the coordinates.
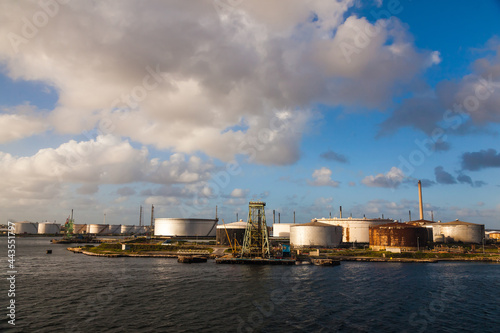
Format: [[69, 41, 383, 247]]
[[275, 217, 393, 248], [12, 222, 148, 235], [75, 224, 149, 235], [14, 218, 219, 236], [271, 217, 486, 249], [153, 216, 488, 250]]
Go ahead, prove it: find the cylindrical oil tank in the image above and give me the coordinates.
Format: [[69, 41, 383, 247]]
[[14, 221, 38, 234], [37, 222, 61, 234], [273, 223, 292, 238], [370, 222, 428, 251], [216, 221, 247, 246], [290, 222, 342, 248], [131, 225, 145, 234], [154, 218, 218, 237], [107, 224, 121, 235], [487, 232, 500, 241], [432, 220, 484, 243], [315, 217, 394, 243], [73, 224, 87, 234], [406, 220, 435, 242], [120, 225, 133, 234], [87, 224, 109, 234]]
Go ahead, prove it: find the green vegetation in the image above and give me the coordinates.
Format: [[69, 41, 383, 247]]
[[83, 242, 214, 254], [122, 237, 160, 244]]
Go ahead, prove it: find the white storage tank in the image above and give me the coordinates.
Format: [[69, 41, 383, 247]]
[[37, 222, 61, 234], [216, 220, 247, 245], [73, 224, 87, 234], [273, 223, 293, 238], [121, 225, 134, 234], [131, 225, 146, 234], [154, 218, 218, 237], [87, 224, 109, 235], [290, 221, 342, 248], [14, 221, 38, 234], [486, 231, 500, 241], [432, 220, 485, 243], [315, 217, 393, 243], [107, 224, 121, 235]]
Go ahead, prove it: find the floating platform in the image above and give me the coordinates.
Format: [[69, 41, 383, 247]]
[[215, 257, 296, 265]]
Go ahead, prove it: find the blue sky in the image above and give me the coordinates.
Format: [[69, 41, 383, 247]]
[[1, 0, 499, 228]]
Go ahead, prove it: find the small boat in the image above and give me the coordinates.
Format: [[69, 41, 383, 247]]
[[311, 258, 340, 266], [46, 250, 52, 254], [177, 256, 208, 264]]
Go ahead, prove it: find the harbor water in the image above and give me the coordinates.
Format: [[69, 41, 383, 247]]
[[1, 237, 500, 332]]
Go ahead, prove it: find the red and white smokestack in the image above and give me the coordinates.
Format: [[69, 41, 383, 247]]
[[418, 180, 424, 220]]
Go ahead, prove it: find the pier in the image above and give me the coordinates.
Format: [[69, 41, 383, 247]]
[[215, 257, 296, 265]]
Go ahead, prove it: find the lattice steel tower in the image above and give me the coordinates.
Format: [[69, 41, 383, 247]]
[[241, 201, 270, 258]]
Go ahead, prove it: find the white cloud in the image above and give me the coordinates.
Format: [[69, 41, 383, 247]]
[[350, 199, 412, 219], [0, 135, 214, 208], [379, 39, 500, 136], [0, 104, 49, 143], [308, 167, 340, 187], [230, 188, 249, 198], [224, 198, 248, 206], [361, 166, 405, 188], [0, 1, 438, 165]]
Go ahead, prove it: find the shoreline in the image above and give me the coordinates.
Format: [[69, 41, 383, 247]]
[[332, 256, 500, 263], [67, 247, 500, 263]]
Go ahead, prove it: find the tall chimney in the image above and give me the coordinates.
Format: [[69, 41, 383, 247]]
[[150, 204, 154, 227], [273, 210, 275, 224], [340, 206, 342, 219], [278, 212, 280, 223], [418, 180, 424, 220], [215, 205, 218, 220], [293, 211, 295, 224], [139, 205, 142, 226]]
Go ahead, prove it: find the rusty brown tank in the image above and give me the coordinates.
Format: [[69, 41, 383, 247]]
[[369, 222, 428, 251]]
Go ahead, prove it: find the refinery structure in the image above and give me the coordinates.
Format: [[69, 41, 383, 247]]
[[9, 180, 495, 256]]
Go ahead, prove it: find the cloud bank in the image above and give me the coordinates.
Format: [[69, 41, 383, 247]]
[[0, 0, 439, 165]]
